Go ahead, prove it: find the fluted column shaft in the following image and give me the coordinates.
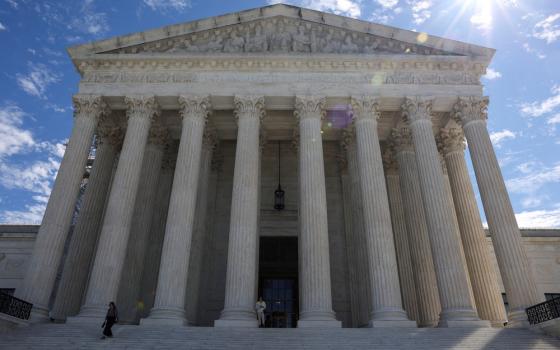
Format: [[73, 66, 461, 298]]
[[351, 97, 414, 327], [339, 164, 360, 327], [383, 149, 419, 323], [441, 127, 507, 327], [344, 136, 371, 327], [118, 129, 166, 324], [295, 96, 340, 328], [215, 96, 264, 328], [51, 126, 120, 320], [139, 155, 175, 319], [185, 129, 215, 325], [74, 95, 157, 321], [143, 96, 210, 326], [393, 128, 441, 327], [16, 95, 106, 321], [454, 97, 541, 326], [402, 97, 485, 327]]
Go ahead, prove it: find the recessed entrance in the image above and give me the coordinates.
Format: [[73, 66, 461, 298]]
[[258, 236, 298, 328]]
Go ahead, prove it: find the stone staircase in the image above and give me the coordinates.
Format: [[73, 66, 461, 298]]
[[1, 324, 560, 349]]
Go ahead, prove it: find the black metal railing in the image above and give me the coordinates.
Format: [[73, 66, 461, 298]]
[[526, 297, 560, 325], [0, 292, 33, 320]]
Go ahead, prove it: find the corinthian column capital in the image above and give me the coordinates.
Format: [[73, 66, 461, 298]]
[[440, 127, 466, 155], [124, 95, 160, 122], [294, 95, 326, 121], [97, 124, 123, 147], [382, 146, 399, 175], [350, 96, 380, 122], [340, 126, 355, 151], [72, 94, 108, 121], [391, 127, 414, 153], [234, 95, 265, 122], [178, 95, 211, 122], [452, 96, 489, 127], [148, 124, 169, 146], [401, 96, 433, 124]]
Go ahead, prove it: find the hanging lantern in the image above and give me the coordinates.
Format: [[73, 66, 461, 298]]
[[274, 141, 285, 210]]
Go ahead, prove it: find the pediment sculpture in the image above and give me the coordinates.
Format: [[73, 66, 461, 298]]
[[105, 17, 456, 56]]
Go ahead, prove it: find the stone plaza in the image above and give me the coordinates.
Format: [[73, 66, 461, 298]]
[[2, 6, 559, 343]]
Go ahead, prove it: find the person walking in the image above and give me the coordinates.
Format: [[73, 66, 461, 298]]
[[256, 296, 266, 328], [101, 302, 118, 339]]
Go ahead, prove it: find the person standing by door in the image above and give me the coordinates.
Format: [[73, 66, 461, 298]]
[[256, 296, 267, 328]]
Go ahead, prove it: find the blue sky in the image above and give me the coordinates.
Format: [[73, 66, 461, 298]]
[[0, 0, 559, 227]]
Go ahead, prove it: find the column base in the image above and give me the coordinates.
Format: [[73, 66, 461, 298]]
[[298, 319, 342, 328], [66, 304, 106, 324], [298, 311, 341, 328], [214, 307, 257, 328], [28, 305, 50, 324], [369, 319, 417, 328], [438, 309, 490, 328], [214, 319, 258, 328], [439, 319, 491, 328], [507, 309, 531, 328], [140, 306, 188, 327]]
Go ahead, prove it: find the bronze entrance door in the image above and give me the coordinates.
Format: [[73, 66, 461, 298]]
[[258, 237, 298, 328]]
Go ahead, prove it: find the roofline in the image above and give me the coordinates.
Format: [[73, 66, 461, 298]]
[[67, 4, 495, 64]]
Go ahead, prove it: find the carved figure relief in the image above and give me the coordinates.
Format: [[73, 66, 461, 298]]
[[106, 17, 454, 56]]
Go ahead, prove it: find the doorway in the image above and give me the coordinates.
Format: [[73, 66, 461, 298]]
[[258, 237, 298, 328]]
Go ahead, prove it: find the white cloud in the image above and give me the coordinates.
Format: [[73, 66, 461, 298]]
[[0, 104, 34, 158], [489, 129, 516, 147], [0, 157, 60, 197], [515, 207, 560, 228], [520, 84, 560, 118], [143, 0, 191, 12], [483, 68, 501, 80], [370, 11, 392, 24], [71, 0, 109, 35], [0, 22, 6, 31], [506, 163, 560, 194], [407, 0, 432, 24], [16, 62, 60, 99], [5, 0, 18, 9], [377, 0, 399, 9], [470, 7, 492, 32], [301, 0, 362, 18], [521, 42, 546, 59], [533, 13, 560, 44], [547, 113, 560, 125]]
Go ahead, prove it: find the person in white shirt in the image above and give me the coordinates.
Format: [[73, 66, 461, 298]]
[[255, 297, 266, 327]]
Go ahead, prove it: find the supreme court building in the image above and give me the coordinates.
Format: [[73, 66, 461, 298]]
[[10, 4, 551, 329]]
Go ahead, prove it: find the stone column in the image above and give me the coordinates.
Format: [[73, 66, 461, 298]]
[[392, 127, 441, 327], [338, 155, 361, 327], [295, 96, 340, 328], [351, 97, 415, 328], [453, 96, 541, 326], [343, 129, 372, 327], [71, 95, 158, 322], [440, 127, 507, 327], [117, 125, 167, 324], [138, 148, 176, 319], [215, 96, 264, 328], [15, 95, 106, 321], [51, 124, 121, 320], [185, 127, 217, 325], [382, 146, 419, 323], [142, 96, 210, 326], [402, 97, 487, 327]]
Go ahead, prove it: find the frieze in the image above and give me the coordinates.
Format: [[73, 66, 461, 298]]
[[104, 17, 456, 57], [81, 69, 480, 86]]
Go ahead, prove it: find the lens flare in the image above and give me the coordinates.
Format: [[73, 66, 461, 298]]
[[417, 32, 429, 43]]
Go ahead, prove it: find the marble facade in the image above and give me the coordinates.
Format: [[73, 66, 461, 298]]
[[7, 4, 550, 329]]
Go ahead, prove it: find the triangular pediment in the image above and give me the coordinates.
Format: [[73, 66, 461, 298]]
[[68, 4, 494, 61]]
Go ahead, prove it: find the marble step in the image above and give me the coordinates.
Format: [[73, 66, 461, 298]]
[[1, 324, 560, 350]]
